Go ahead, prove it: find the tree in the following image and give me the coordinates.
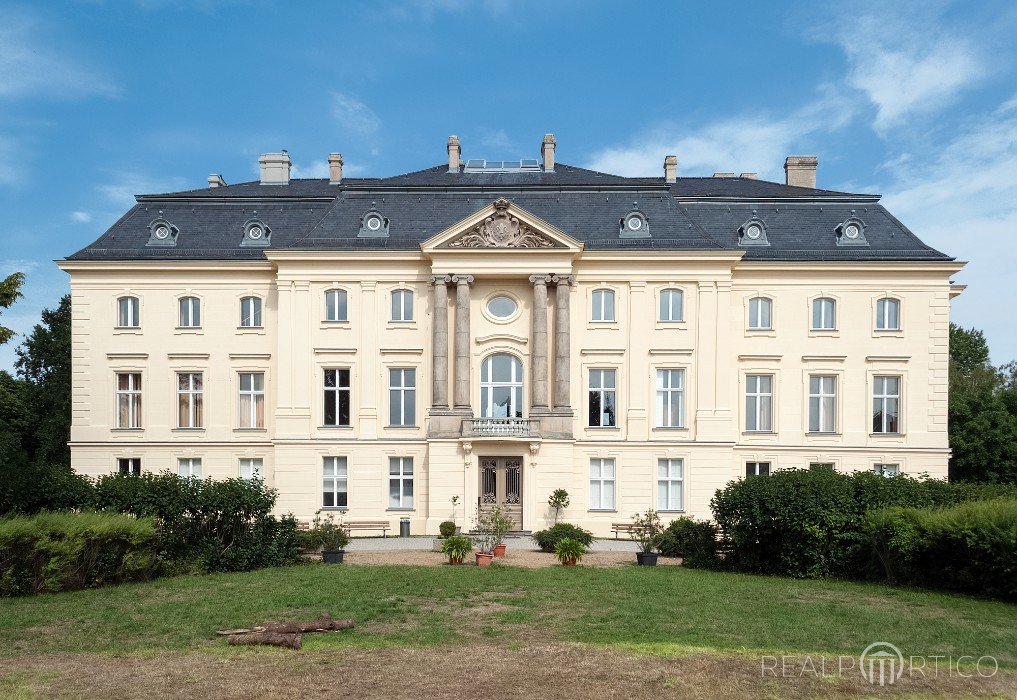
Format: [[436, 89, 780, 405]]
[[548, 489, 569, 524], [0, 272, 25, 345]]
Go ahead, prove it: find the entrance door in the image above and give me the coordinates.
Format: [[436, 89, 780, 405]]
[[480, 457, 523, 530]]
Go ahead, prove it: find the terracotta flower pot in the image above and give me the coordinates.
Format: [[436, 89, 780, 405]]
[[562, 557, 577, 566], [476, 553, 494, 567], [493, 543, 506, 557], [448, 556, 465, 566]]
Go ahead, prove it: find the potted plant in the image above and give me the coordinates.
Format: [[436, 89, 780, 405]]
[[433, 520, 458, 552], [630, 509, 663, 566], [554, 537, 586, 566], [450, 495, 461, 533], [441, 535, 473, 565], [312, 510, 350, 564], [474, 506, 496, 566], [489, 506, 512, 557], [548, 489, 570, 524]]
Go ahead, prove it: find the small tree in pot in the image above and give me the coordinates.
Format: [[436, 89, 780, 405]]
[[630, 509, 663, 566], [548, 489, 569, 524], [554, 537, 586, 566], [441, 535, 473, 565], [312, 510, 351, 564], [473, 506, 496, 566], [489, 506, 513, 557]]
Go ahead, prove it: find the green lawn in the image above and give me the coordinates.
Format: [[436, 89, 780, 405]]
[[2, 562, 1015, 665]]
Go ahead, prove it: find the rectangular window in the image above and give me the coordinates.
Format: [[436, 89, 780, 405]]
[[240, 296, 262, 327], [239, 458, 263, 480], [591, 289, 615, 322], [808, 375, 837, 433], [323, 369, 351, 426], [177, 457, 201, 478], [809, 462, 835, 471], [745, 374, 773, 432], [391, 289, 413, 322], [657, 458, 684, 510], [746, 461, 771, 477], [176, 372, 203, 428], [811, 297, 836, 330], [589, 458, 616, 510], [115, 372, 142, 428], [659, 289, 684, 322], [872, 375, 901, 434], [325, 289, 348, 322], [748, 297, 772, 330], [117, 457, 141, 476], [874, 463, 900, 477], [117, 296, 139, 328], [876, 298, 900, 331], [238, 372, 265, 428], [178, 297, 200, 328], [588, 369, 617, 427], [655, 368, 685, 428], [388, 368, 416, 426], [322, 456, 348, 508], [389, 456, 414, 509]]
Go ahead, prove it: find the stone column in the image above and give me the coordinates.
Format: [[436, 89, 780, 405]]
[[529, 275, 551, 412], [429, 275, 451, 410], [452, 274, 474, 412], [551, 275, 574, 412]]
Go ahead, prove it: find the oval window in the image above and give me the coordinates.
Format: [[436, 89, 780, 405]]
[[487, 295, 517, 319]]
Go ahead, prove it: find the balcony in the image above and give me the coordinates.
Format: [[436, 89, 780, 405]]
[[463, 417, 538, 438]]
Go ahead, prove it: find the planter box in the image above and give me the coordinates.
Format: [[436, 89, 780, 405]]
[[636, 552, 658, 567], [432, 538, 444, 552], [322, 549, 345, 564]]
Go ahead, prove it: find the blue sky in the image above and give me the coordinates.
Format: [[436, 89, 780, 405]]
[[1, 0, 1016, 369]]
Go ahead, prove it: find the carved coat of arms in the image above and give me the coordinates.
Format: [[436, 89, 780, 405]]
[[447, 199, 559, 249]]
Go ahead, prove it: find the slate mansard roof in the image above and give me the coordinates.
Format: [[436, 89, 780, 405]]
[[67, 162, 951, 262]]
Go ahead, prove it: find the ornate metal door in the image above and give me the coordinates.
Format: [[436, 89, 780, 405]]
[[480, 457, 523, 530]]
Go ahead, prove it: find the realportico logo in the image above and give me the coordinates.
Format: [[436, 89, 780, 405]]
[[859, 642, 904, 686]]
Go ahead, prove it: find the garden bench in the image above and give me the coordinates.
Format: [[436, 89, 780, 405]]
[[343, 520, 391, 537], [611, 523, 638, 539]]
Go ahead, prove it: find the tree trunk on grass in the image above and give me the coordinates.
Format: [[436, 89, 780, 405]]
[[228, 632, 301, 649]]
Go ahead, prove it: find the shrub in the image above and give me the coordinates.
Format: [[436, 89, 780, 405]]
[[311, 511, 350, 550], [532, 523, 593, 553], [630, 509, 663, 553], [441, 535, 473, 564], [554, 537, 587, 565], [438, 520, 457, 538], [657, 517, 718, 567], [0, 511, 158, 596]]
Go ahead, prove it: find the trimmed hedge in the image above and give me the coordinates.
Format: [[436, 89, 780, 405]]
[[0, 511, 158, 596], [532, 523, 594, 553], [863, 499, 1017, 599], [657, 517, 719, 567]]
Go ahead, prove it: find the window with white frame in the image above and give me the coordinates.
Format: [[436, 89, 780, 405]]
[[323, 369, 351, 426], [874, 463, 900, 477], [746, 461, 771, 477], [872, 375, 901, 434], [178, 296, 200, 328], [876, 297, 900, 331], [177, 457, 201, 478], [588, 369, 617, 427], [325, 289, 348, 322], [176, 372, 203, 428], [659, 288, 684, 322], [591, 289, 615, 322], [117, 457, 141, 476], [657, 458, 684, 511], [391, 289, 413, 322], [589, 458, 616, 510], [115, 372, 142, 428], [238, 372, 265, 428], [322, 456, 348, 508], [239, 457, 263, 481], [811, 297, 836, 330], [808, 375, 837, 433], [480, 354, 523, 418], [655, 368, 685, 428], [809, 462, 835, 471], [117, 296, 140, 328], [389, 368, 416, 426], [748, 297, 772, 330], [745, 374, 773, 432], [239, 296, 262, 327], [389, 457, 414, 508]]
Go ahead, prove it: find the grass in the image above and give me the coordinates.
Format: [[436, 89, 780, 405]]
[[2, 562, 1015, 665]]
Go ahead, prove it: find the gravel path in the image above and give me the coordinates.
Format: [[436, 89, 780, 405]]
[[345, 536, 639, 553]]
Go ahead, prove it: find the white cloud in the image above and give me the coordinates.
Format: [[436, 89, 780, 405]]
[[97, 172, 190, 209], [291, 161, 330, 179], [70, 211, 92, 223], [330, 92, 381, 138]]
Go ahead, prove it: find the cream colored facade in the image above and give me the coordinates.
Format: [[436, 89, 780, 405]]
[[58, 196, 963, 536]]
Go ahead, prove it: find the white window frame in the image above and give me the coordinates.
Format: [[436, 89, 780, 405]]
[[115, 372, 142, 429], [657, 458, 684, 511], [388, 456, 414, 509], [874, 463, 900, 478], [323, 368, 352, 427], [655, 368, 685, 428], [589, 457, 616, 510], [176, 372, 203, 429], [480, 354, 524, 419], [811, 297, 836, 330], [658, 288, 684, 322], [177, 457, 202, 478], [391, 289, 413, 322], [239, 296, 262, 328], [239, 458, 263, 481], [872, 375, 901, 434], [746, 461, 771, 477], [389, 368, 416, 427], [745, 374, 773, 432], [748, 297, 772, 330], [876, 297, 901, 331], [117, 296, 140, 328], [238, 372, 265, 429], [588, 368, 617, 427], [324, 289, 349, 322], [178, 296, 201, 328], [591, 288, 615, 322], [117, 457, 141, 476], [322, 456, 348, 508], [808, 375, 837, 433]]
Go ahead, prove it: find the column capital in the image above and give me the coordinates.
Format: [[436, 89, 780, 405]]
[[551, 274, 575, 286], [528, 274, 552, 286], [429, 274, 452, 286], [451, 274, 475, 286]]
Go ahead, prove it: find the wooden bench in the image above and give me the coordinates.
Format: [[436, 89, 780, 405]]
[[343, 520, 391, 537], [611, 523, 638, 539]]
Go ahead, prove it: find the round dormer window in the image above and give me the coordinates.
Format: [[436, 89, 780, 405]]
[[627, 216, 643, 231], [745, 223, 763, 240], [154, 225, 170, 240], [248, 225, 264, 240], [365, 214, 383, 231], [844, 222, 861, 239], [487, 295, 517, 319]]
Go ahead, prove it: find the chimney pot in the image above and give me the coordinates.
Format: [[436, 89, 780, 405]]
[[713, 172, 735, 178], [784, 155, 818, 188], [663, 155, 678, 183], [740, 172, 758, 180], [541, 133, 556, 172], [328, 153, 344, 184], [447, 135, 461, 173], [259, 152, 292, 185], [208, 174, 227, 188]]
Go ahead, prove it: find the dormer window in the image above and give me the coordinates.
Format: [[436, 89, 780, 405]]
[[241, 217, 271, 247], [738, 214, 769, 246], [620, 208, 649, 238], [146, 216, 178, 246], [359, 207, 389, 238], [836, 215, 868, 246]]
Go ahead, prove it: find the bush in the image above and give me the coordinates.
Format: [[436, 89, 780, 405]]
[[438, 520, 457, 538], [554, 537, 587, 565], [0, 511, 158, 596], [441, 535, 473, 564], [863, 499, 1017, 599], [0, 463, 93, 515], [657, 517, 718, 567], [532, 523, 593, 553]]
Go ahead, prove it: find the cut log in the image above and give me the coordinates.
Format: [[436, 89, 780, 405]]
[[228, 632, 301, 649], [260, 614, 355, 634]]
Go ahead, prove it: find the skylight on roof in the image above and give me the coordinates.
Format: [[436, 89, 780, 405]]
[[463, 159, 542, 173]]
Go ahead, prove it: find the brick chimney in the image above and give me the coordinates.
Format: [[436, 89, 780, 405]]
[[259, 151, 291, 185], [447, 135, 461, 173], [663, 155, 677, 183], [328, 153, 344, 184], [541, 133, 556, 172], [208, 174, 227, 188], [784, 155, 818, 188]]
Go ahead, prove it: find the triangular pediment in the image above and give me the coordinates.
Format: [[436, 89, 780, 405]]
[[421, 198, 582, 252]]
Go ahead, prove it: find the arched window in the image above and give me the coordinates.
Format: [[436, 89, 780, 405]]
[[659, 288, 684, 322], [748, 297, 772, 330], [591, 289, 615, 322], [178, 296, 200, 328], [117, 296, 140, 328], [391, 289, 413, 322], [240, 296, 262, 327], [480, 354, 523, 418], [325, 289, 348, 322], [811, 297, 836, 330], [876, 297, 900, 331]]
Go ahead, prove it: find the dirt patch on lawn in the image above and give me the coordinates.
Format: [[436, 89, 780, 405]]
[[4, 643, 1013, 700], [344, 548, 681, 569]]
